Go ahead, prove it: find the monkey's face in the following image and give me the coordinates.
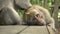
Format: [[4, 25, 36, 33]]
[[25, 9, 46, 25]]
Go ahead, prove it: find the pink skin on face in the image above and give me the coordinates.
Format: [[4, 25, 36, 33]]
[[35, 15, 46, 25]]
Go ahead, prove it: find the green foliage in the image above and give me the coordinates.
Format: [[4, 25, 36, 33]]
[[58, 10, 60, 21], [30, 0, 36, 4], [18, 0, 52, 16], [30, 0, 51, 10], [30, 0, 43, 6], [47, 0, 51, 3], [18, 9, 23, 17], [39, 0, 42, 6]]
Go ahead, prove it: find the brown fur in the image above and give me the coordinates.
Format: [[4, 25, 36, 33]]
[[23, 5, 55, 29]]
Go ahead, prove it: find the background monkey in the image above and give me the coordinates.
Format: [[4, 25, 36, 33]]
[[0, 0, 32, 25]]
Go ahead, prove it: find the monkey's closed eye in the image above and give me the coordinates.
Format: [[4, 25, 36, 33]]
[[36, 14, 39, 17], [36, 14, 44, 18]]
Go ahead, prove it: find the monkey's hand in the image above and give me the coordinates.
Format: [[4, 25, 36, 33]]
[[35, 16, 46, 25]]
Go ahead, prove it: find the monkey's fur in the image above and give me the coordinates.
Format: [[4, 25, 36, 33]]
[[23, 5, 55, 29], [0, 0, 32, 25]]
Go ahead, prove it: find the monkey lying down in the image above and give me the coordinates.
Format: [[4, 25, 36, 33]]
[[23, 8, 46, 26], [23, 5, 55, 29]]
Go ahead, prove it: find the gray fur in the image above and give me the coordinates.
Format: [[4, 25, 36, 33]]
[[0, 0, 32, 25]]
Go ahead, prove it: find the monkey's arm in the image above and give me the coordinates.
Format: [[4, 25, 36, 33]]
[[2, 7, 23, 25]]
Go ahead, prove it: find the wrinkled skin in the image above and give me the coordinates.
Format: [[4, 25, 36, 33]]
[[0, 0, 32, 25], [35, 15, 46, 25]]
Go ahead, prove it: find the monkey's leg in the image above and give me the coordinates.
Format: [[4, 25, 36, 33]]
[[4, 13, 13, 25], [0, 8, 15, 25], [2, 7, 23, 25]]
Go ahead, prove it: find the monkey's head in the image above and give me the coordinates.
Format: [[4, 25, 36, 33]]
[[24, 8, 46, 25], [15, 0, 32, 9]]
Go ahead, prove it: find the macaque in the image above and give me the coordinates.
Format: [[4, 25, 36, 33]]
[[23, 5, 55, 30], [23, 6, 46, 25], [0, 0, 32, 25]]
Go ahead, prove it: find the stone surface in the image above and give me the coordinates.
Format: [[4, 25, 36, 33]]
[[20, 26, 49, 34], [0, 25, 27, 34], [0, 25, 54, 34]]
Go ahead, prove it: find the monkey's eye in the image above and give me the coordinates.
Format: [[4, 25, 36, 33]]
[[36, 14, 39, 17]]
